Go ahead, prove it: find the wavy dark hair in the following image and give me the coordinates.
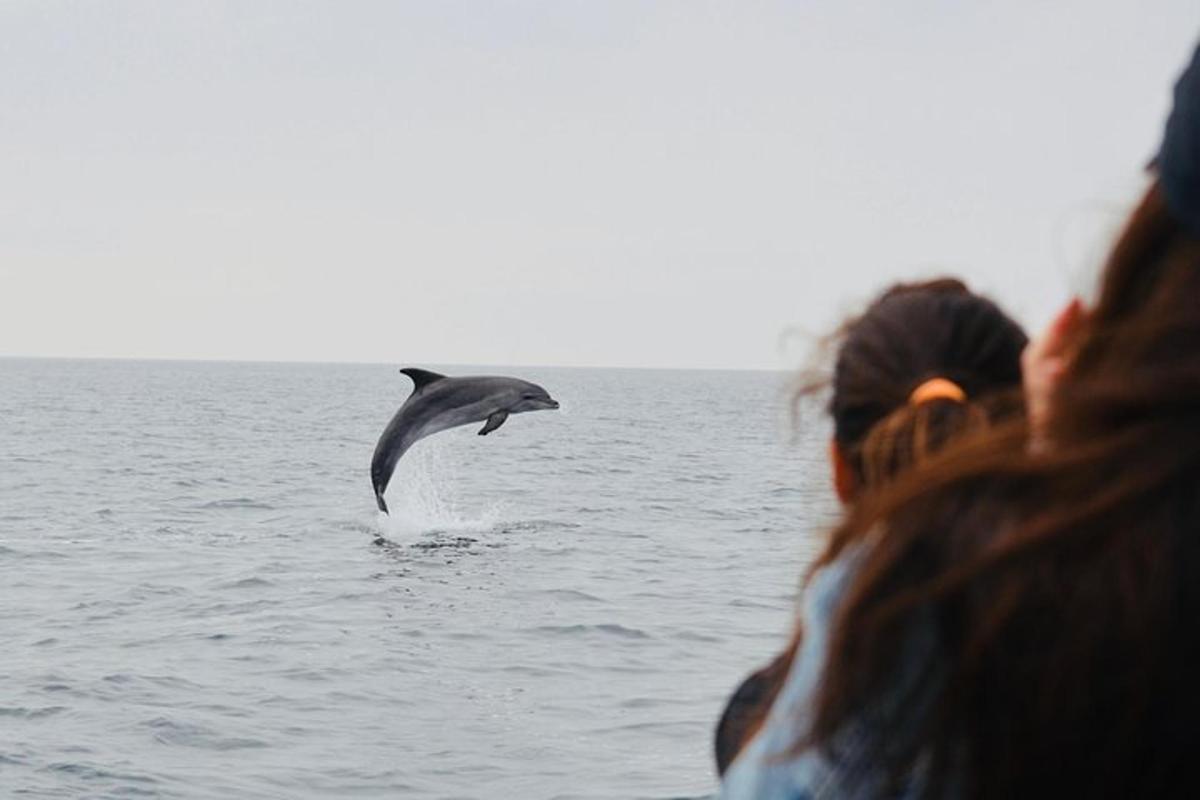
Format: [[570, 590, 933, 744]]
[[714, 279, 1027, 775], [803, 182, 1200, 797], [821, 278, 1027, 489]]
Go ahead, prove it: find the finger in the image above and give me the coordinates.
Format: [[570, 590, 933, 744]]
[[1043, 298, 1086, 358]]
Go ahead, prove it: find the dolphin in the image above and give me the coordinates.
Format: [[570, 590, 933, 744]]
[[370, 368, 560, 513]]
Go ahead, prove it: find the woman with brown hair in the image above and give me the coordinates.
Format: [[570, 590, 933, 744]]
[[720, 41, 1200, 800], [714, 279, 1028, 775]]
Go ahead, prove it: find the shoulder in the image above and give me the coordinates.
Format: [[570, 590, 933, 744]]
[[715, 651, 793, 774], [719, 553, 861, 798], [721, 549, 940, 799]]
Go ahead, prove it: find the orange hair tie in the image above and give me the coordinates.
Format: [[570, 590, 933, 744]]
[[909, 377, 967, 405]]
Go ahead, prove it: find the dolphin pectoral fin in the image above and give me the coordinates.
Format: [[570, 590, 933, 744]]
[[478, 410, 509, 436], [375, 489, 389, 514]]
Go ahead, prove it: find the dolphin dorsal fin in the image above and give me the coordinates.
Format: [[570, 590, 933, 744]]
[[399, 367, 447, 392]]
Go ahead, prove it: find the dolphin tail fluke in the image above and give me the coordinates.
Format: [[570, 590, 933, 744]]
[[375, 490, 389, 514]]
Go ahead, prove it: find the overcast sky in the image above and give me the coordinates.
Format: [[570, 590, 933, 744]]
[[4, 1, 1199, 369]]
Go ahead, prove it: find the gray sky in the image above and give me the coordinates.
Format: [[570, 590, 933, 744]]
[[4, 1, 1199, 369]]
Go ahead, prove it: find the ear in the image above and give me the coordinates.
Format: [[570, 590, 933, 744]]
[[830, 438, 856, 505]]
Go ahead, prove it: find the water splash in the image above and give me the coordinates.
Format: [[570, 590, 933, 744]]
[[376, 438, 506, 538]]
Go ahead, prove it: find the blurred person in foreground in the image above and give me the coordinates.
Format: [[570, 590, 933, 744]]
[[721, 38, 1200, 800], [715, 278, 1028, 775]]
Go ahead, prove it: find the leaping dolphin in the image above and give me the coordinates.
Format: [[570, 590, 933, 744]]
[[370, 368, 560, 513]]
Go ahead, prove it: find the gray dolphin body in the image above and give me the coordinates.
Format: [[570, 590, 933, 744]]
[[370, 368, 560, 513]]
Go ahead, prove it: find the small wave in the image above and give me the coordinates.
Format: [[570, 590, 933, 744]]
[[728, 597, 790, 610], [337, 520, 377, 536], [587, 718, 708, 736], [100, 673, 204, 692], [527, 623, 651, 639], [218, 577, 275, 590], [144, 716, 267, 751], [199, 498, 274, 510], [492, 664, 568, 678], [410, 536, 480, 551], [499, 519, 581, 533], [277, 666, 343, 682], [0, 705, 66, 719], [619, 696, 681, 710], [671, 630, 723, 643], [41, 761, 158, 784], [532, 545, 581, 557], [677, 473, 726, 484], [536, 589, 606, 603]]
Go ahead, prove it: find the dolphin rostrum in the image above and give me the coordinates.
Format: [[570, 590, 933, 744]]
[[370, 368, 560, 513]]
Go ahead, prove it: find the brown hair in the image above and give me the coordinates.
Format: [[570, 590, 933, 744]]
[[822, 278, 1027, 491], [715, 279, 1027, 775], [804, 183, 1200, 797]]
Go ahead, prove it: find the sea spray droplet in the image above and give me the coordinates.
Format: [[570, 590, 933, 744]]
[[376, 437, 506, 539]]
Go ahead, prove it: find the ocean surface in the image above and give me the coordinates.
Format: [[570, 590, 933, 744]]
[[1, 359, 835, 799]]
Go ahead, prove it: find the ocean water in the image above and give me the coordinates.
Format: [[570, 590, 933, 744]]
[[0, 359, 835, 799]]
